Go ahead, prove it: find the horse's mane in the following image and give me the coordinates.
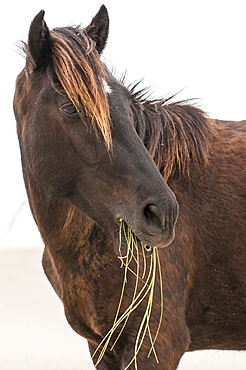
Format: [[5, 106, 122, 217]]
[[49, 26, 112, 149], [25, 25, 214, 174], [130, 87, 216, 180], [48, 27, 215, 180], [49, 25, 215, 180]]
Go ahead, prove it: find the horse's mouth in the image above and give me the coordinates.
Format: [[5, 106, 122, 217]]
[[120, 216, 176, 251], [117, 218, 173, 257]]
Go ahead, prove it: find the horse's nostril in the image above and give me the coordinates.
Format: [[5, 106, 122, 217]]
[[143, 204, 164, 229]]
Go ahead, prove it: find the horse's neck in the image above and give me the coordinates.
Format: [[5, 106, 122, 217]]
[[131, 99, 216, 180]]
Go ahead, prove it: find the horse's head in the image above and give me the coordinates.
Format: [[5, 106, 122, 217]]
[[14, 6, 178, 250]]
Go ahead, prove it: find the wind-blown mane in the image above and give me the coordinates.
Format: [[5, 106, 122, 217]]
[[24, 21, 214, 171], [50, 26, 111, 148], [130, 89, 216, 180]]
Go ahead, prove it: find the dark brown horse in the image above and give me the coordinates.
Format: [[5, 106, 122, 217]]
[[14, 5, 246, 369]]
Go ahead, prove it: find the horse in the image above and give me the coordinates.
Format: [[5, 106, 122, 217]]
[[14, 5, 246, 370]]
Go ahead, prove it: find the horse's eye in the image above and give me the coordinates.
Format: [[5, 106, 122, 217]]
[[61, 103, 78, 115]]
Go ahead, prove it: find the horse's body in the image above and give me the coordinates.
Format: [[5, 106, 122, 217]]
[[14, 6, 246, 369]]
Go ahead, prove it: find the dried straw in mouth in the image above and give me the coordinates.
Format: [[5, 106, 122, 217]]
[[93, 219, 164, 369]]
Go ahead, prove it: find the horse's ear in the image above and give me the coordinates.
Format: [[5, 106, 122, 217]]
[[27, 10, 52, 70], [85, 5, 109, 54]]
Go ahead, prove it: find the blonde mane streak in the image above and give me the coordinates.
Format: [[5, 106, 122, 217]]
[[50, 30, 112, 149]]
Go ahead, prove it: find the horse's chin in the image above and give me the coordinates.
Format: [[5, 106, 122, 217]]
[[135, 229, 176, 249]]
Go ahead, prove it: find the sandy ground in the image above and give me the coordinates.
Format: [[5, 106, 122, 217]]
[[1, 248, 246, 369]]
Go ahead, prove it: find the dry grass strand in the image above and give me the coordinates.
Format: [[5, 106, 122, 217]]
[[93, 221, 164, 369]]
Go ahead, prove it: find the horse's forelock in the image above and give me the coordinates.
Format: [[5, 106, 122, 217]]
[[49, 27, 112, 149]]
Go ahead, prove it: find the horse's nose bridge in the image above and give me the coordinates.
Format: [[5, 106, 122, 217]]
[[112, 133, 179, 234]]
